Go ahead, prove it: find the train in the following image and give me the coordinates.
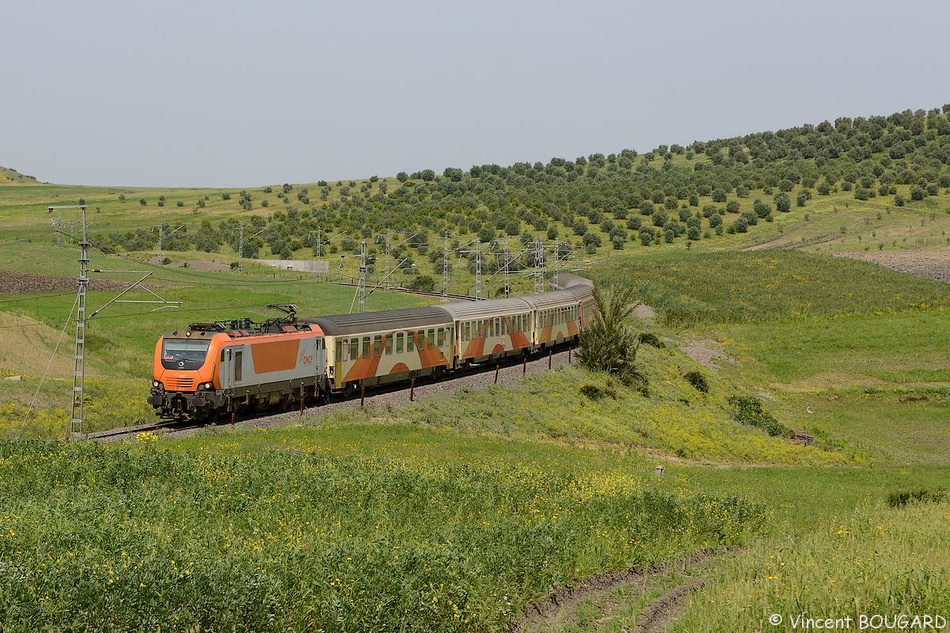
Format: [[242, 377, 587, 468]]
[[148, 274, 594, 421]]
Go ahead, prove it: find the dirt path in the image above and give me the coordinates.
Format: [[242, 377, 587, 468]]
[[510, 548, 723, 633], [630, 579, 705, 633]]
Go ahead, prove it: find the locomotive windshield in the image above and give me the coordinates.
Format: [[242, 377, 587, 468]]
[[161, 338, 211, 370]]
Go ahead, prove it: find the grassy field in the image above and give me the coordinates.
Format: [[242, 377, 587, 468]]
[[0, 431, 763, 632], [1, 170, 949, 631]]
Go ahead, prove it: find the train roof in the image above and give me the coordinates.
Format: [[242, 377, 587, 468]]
[[518, 289, 585, 310], [554, 273, 594, 289], [438, 297, 532, 320], [301, 306, 452, 336], [561, 284, 594, 302]]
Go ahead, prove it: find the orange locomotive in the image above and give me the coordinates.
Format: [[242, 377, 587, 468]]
[[149, 307, 328, 420]]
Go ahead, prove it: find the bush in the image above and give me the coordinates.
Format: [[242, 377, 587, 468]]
[[579, 383, 617, 400], [406, 275, 436, 292], [886, 489, 948, 508], [684, 370, 709, 393], [728, 396, 791, 437], [637, 332, 665, 348], [577, 285, 640, 376]]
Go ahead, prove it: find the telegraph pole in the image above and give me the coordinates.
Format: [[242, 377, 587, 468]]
[[49, 205, 181, 437], [442, 231, 450, 298], [356, 240, 367, 312], [552, 240, 560, 289], [49, 205, 88, 436], [157, 223, 184, 262], [383, 230, 391, 290], [534, 239, 545, 293], [475, 240, 483, 301], [503, 238, 511, 298]]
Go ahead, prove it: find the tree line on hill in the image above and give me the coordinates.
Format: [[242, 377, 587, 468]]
[[94, 106, 950, 270]]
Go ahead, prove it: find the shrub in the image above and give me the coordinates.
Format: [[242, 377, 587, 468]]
[[577, 285, 640, 376], [579, 383, 616, 400], [886, 489, 948, 508], [728, 396, 791, 437], [406, 275, 436, 292], [684, 370, 709, 393], [637, 332, 665, 348]]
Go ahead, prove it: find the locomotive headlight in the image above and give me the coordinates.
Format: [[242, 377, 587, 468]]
[[203, 382, 214, 390], [152, 380, 163, 389]]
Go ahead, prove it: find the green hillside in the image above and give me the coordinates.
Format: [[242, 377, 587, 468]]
[[0, 107, 948, 631], [0, 166, 41, 184]]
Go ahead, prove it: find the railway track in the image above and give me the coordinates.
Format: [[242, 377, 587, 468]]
[[89, 344, 579, 443], [84, 419, 202, 442]]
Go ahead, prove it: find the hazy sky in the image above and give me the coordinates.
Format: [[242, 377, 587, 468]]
[[3, 0, 948, 187]]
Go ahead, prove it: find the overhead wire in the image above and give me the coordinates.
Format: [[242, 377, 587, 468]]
[[18, 294, 78, 440]]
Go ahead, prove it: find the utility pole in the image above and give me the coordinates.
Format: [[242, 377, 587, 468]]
[[552, 240, 560, 289], [49, 205, 88, 436], [534, 239, 545, 293], [442, 231, 449, 298], [503, 237, 511, 298], [49, 205, 182, 437], [238, 225, 245, 270], [475, 240, 483, 301], [52, 211, 63, 244], [157, 223, 184, 262], [353, 240, 367, 313], [384, 230, 391, 290]]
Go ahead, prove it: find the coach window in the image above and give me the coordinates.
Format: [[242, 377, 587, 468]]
[[337, 340, 344, 361], [437, 328, 444, 347], [385, 335, 393, 355], [362, 337, 370, 359], [425, 329, 432, 348], [373, 335, 382, 357], [407, 332, 415, 353], [396, 332, 404, 354], [350, 338, 358, 361], [462, 322, 469, 341]]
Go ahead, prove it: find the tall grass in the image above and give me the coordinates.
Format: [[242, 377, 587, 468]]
[[670, 500, 950, 632], [0, 440, 763, 632]]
